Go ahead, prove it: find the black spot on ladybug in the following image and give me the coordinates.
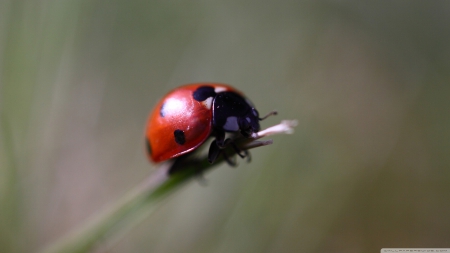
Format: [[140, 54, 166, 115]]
[[145, 138, 152, 155], [193, 86, 216, 101], [160, 102, 167, 117], [174, 129, 186, 145]]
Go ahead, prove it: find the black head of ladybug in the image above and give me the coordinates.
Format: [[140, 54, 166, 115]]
[[212, 91, 260, 137]]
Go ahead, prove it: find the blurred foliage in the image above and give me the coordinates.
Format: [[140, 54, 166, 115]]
[[1, 1, 450, 252]]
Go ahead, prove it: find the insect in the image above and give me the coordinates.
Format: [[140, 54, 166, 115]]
[[145, 83, 275, 165]]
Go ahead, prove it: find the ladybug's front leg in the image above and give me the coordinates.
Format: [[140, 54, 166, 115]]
[[215, 130, 226, 148], [208, 140, 221, 164], [208, 130, 227, 164]]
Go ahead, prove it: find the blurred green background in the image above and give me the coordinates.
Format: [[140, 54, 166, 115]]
[[1, 1, 450, 252]]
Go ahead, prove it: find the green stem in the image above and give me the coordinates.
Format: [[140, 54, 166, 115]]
[[38, 152, 224, 253]]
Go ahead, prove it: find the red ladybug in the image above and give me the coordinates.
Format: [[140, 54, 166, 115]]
[[145, 83, 272, 165]]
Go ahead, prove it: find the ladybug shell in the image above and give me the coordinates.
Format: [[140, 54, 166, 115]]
[[145, 83, 239, 163]]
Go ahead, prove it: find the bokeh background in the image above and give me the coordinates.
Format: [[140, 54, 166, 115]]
[[1, 1, 450, 252]]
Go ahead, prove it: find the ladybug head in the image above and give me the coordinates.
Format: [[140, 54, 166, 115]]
[[239, 109, 278, 137], [238, 108, 261, 137], [212, 90, 277, 138]]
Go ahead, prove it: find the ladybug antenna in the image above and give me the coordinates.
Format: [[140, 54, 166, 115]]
[[259, 110, 278, 121]]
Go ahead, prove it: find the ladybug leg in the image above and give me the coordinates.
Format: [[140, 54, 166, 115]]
[[208, 140, 222, 164], [232, 142, 251, 163], [208, 140, 237, 166], [208, 130, 251, 164], [215, 131, 242, 154], [222, 150, 237, 167], [208, 138, 251, 165], [214, 130, 226, 148], [208, 138, 241, 165], [243, 149, 251, 162], [228, 141, 247, 159]]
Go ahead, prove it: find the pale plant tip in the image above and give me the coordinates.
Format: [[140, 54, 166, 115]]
[[255, 120, 298, 138]]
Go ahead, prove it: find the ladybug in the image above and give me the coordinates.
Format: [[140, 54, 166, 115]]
[[145, 83, 274, 165]]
